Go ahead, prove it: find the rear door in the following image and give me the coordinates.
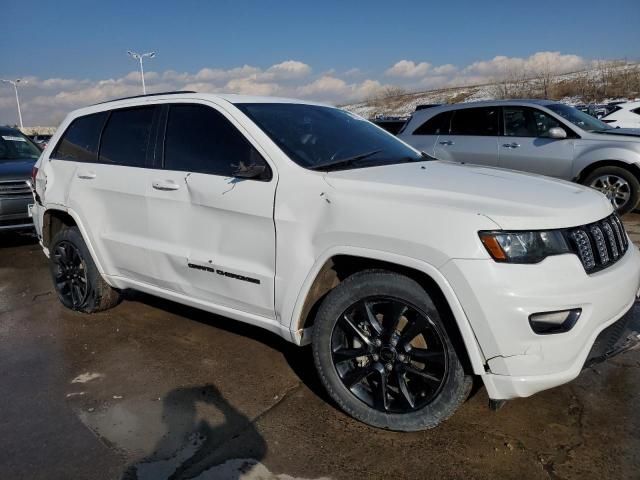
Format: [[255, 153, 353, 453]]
[[64, 105, 160, 282], [401, 111, 451, 155], [434, 106, 499, 166], [499, 106, 575, 179], [145, 102, 277, 319]]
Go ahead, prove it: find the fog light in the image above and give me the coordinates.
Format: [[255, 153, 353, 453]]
[[529, 309, 581, 335]]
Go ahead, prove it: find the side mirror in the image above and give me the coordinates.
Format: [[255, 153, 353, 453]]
[[547, 127, 567, 139], [232, 161, 267, 179]]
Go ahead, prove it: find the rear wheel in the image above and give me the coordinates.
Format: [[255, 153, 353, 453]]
[[49, 227, 121, 313], [312, 270, 472, 431], [583, 166, 640, 215]]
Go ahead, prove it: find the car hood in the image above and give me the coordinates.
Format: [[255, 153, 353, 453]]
[[588, 128, 640, 140], [0, 158, 36, 181], [323, 160, 613, 230]]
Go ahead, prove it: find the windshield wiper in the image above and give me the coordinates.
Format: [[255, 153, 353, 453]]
[[308, 149, 382, 171]]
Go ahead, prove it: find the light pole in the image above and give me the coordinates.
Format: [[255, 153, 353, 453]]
[[127, 51, 156, 95], [1, 78, 24, 129]]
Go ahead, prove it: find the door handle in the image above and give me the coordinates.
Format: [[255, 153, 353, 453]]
[[502, 142, 521, 149], [152, 180, 180, 191], [76, 171, 96, 180], [439, 140, 455, 146]]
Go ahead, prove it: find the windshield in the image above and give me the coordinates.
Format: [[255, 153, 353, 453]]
[[0, 131, 41, 161], [236, 103, 423, 170], [546, 104, 612, 132]]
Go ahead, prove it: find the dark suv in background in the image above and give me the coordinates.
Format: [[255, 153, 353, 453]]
[[0, 126, 41, 231]]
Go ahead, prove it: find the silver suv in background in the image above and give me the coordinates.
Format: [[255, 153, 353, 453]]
[[398, 100, 640, 214]]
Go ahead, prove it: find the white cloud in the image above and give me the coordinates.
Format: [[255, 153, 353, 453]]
[[0, 52, 595, 126], [385, 60, 431, 78]]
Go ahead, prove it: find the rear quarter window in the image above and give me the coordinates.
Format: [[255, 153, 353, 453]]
[[51, 112, 108, 162], [450, 107, 499, 136]]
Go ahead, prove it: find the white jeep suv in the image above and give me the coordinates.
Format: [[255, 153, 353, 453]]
[[31, 92, 640, 431]]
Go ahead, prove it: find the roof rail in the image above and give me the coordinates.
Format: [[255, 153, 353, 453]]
[[92, 90, 196, 106]]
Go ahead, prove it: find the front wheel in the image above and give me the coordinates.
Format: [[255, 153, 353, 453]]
[[583, 166, 640, 215], [312, 270, 472, 431]]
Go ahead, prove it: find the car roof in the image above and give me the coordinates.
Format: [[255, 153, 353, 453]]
[[0, 126, 23, 135], [406, 99, 561, 123]]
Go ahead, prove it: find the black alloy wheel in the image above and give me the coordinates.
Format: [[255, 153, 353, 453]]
[[51, 240, 89, 308], [331, 296, 449, 413]]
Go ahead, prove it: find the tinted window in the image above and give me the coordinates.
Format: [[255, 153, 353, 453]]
[[504, 107, 563, 137], [450, 107, 499, 136], [99, 107, 155, 167], [164, 104, 267, 178], [237, 103, 422, 171], [632, 107, 640, 116], [413, 111, 451, 135], [51, 112, 107, 162]]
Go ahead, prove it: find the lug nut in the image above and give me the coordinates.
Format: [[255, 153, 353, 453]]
[[374, 339, 382, 347], [372, 354, 379, 361], [385, 363, 393, 371], [398, 354, 406, 362]]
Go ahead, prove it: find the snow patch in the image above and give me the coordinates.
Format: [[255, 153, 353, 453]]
[[71, 372, 104, 383]]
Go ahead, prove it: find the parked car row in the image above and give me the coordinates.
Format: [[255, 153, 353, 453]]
[[397, 100, 640, 214]]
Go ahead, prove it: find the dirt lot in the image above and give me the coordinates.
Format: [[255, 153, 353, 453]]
[[1, 216, 640, 480]]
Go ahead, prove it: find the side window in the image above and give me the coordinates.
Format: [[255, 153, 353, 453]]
[[450, 107, 499, 136], [412, 111, 451, 135], [632, 107, 640, 116], [99, 106, 156, 167], [505, 107, 563, 137], [532, 109, 562, 136], [51, 112, 107, 162], [164, 104, 269, 179]]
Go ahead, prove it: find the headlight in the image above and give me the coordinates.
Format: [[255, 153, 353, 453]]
[[479, 230, 570, 263]]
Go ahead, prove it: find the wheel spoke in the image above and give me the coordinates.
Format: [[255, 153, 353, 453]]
[[409, 348, 444, 365], [333, 347, 368, 364], [396, 370, 415, 409], [362, 301, 383, 335], [381, 301, 407, 336], [374, 366, 390, 411], [404, 365, 442, 385], [341, 365, 375, 389], [398, 316, 426, 348], [340, 315, 372, 346]]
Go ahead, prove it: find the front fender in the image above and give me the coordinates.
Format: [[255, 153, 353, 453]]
[[288, 245, 487, 375]]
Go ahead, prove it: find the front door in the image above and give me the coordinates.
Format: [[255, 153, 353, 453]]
[[145, 102, 277, 319], [499, 106, 575, 179]]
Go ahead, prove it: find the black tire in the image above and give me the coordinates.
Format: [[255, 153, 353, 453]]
[[312, 270, 472, 431], [49, 226, 121, 313], [583, 166, 640, 215]]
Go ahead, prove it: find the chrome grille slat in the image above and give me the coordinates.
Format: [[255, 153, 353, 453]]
[[0, 180, 31, 198], [568, 214, 629, 273]]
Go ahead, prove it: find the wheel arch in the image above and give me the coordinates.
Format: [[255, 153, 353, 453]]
[[42, 205, 108, 276], [290, 248, 487, 375], [575, 159, 640, 185]]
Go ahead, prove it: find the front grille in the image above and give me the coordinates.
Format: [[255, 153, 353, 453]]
[[567, 214, 629, 273], [0, 180, 31, 198]]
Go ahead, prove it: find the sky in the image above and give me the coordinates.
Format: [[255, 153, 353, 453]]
[[1, 0, 639, 126]]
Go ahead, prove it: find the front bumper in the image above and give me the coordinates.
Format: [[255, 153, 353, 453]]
[[0, 196, 33, 231], [441, 244, 640, 399]]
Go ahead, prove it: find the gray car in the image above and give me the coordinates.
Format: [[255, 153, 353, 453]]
[[0, 126, 40, 231], [398, 100, 640, 214]]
